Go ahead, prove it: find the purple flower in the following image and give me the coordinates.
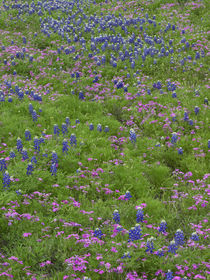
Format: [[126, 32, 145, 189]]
[[158, 220, 167, 233]]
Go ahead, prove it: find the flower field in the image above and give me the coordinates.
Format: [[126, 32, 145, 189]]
[[0, 0, 209, 279]]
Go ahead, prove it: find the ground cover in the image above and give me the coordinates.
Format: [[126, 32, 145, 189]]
[[0, 0, 209, 279]]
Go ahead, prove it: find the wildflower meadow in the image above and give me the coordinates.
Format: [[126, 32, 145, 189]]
[[0, 0, 209, 279]]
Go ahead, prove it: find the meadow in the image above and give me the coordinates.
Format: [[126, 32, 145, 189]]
[[0, 0, 209, 279]]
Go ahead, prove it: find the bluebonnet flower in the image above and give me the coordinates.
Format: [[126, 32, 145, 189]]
[[104, 126, 109, 133], [9, 150, 16, 159], [62, 123, 68, 136], [168, 240, 178, 254], [159, 220, 167, 233], [208, 139, 210, 149], [3, 171, 10, 188], [29, 55, 33, 63], [89, 123, 94, 131], [184, 111, 189, 121], [70, 134, 77, 147], [29, 103, 33, 114], [79, 91, 84, 100], [8, 96, 13, 102], [189, 119, 193, 126], [171, 132, 178, 145], [52, 151, 58, 164], [16, 189, 22, 195], [62, 139, 69, 154], [34, 136, 40, 153], [191, 232, 199, 241], [25, 129, 31, 141], [172, 92, 177, 98], [94, 228, 103, 239], [27, 163, 34, 175], [165, 270, 173, 280], [22, 36, 26, 44], [32, 110, 37, 122], [178, 147, 183, 155], [51, 163, 57, 176], [128, 224, 142, 242], [21, 148, 29, 160], [194, 106, 199, 115], [204, 98, 208, 105], [136, 207, 144, 222], [17, 137, 23, 152], [121, 251, 131, 259], [75, 119, 80, 124], [129, 129, 136, 144], [0, 158, 7, 172], [146, 237, 155, 253], [157, 248, 164, 257], [125, 191, 132, 200], [82, 277, 91, 280], [117, 225, 123, 232], [174, 229, 185, 246], [113, 210, 120, 223], [39, 137, 44, 144], [54, 124, 60, 137], [31, 156, 37, 165], [65, 117, 70, 127], [97, 124, 102, 132]]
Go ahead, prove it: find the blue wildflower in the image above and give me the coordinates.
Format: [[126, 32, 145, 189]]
[[51, 163, 57, 176], [159, 220, 167, 233], [34, 136, 40, 153], [125, 190, 132, 200], [70, 134, 77, 147], [121, 251, 131, 259], [89, 123, 94, 131], [191, 232, 199, 241], [136, 207, 144, 222], [53, 124, 60, 137], [165, 270, 173, 280], [188, 119, 193, 126], [25, 129, 31, 141], [9, 150, 16, 159], [97, 124, 102, 132], [0, 158, 7, 172], [32, 110, 37, 122], [129, 129, 136, 143], [104, 126, 109, 133], [184, 111, 189, 121], [157, 248, 164, 257], [208, 139, 210, 149], [94, 228, 103, 239], [65, 117, 70, 127], [3, 171, 10, 188], [21, 148, 29, 160], [29, 103, 33, 114], [113, 210, 120, 223], [75, 119, 80, 124], [52, 151, 58, 164], [204, 98, 208, 105], [128, 224, 142, 242], [171, 132, 178, 145], [146, 237, 155, 253], [27, 162, 34, 175], [17, 137, 23, 152], [62, 139, 69, 154], [174, 229, 185, 246], [62, 123, 68, 136], [168, 240, 178, 254], [194, 106, 199, 115], [31, 156, 37, 165], [79, 91, 84, 100], [178, 147, 183, 155]]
